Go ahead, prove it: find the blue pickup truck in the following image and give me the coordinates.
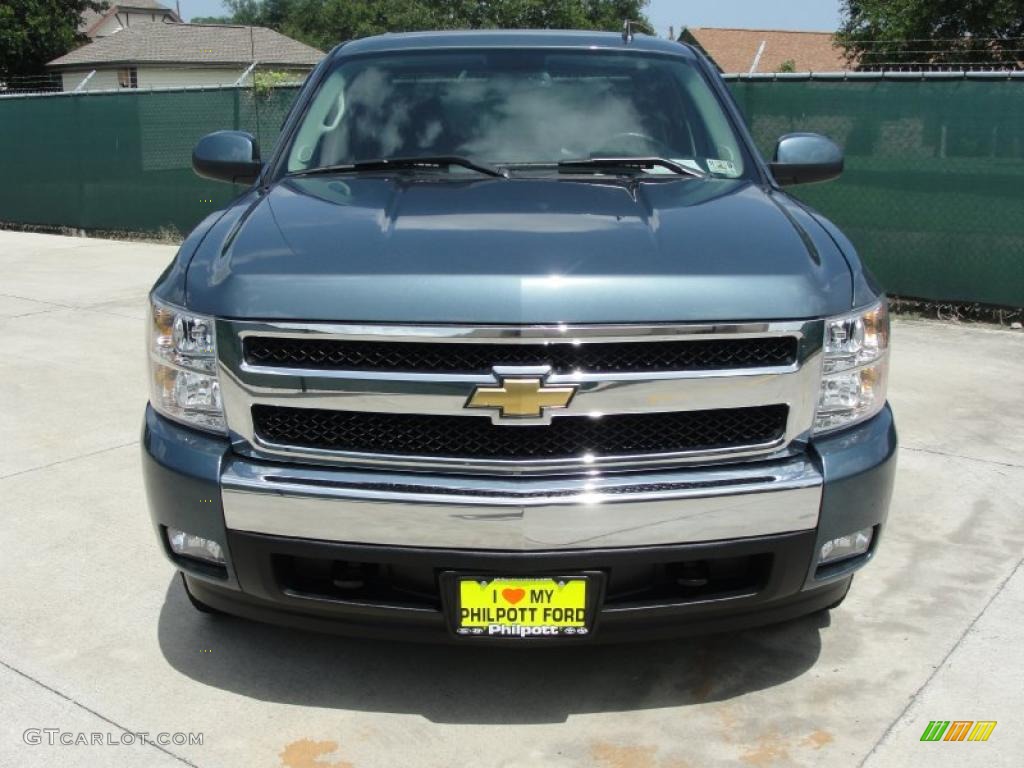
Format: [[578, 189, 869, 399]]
[[143, 30, 896, 643]]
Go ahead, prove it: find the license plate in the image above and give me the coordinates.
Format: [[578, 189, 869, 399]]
[[452, 576, 592, 639]]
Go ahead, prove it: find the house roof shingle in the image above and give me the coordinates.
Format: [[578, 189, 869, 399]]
[[52, 21, 324, 68], [79, 1, 179, 36], [113, 0, 175, 8], [681, 27, 850, 74]]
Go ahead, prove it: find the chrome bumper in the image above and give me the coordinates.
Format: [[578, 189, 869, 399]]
[[221, 457, 822, 550]]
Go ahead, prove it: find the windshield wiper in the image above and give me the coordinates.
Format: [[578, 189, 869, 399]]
[[290, 156, 508, 179], [558, 157, 706, 179]]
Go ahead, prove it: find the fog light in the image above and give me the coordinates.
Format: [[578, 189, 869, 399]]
[[167, 527, 225, 564], [819, 527, 873, 565]]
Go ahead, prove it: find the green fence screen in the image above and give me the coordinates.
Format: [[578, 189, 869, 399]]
[[729, 78, 1024, 307], [0, 86, 297, 235], [0, 79, 1022, 306]]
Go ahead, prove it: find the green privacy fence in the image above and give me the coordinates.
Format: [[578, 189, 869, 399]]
[[728, 76, 1024, 307], [0, 77, 1022, 306], [0, 86, 298, 234]]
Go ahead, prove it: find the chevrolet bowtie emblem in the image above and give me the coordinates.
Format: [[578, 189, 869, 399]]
[[467, 377, 576, 421]]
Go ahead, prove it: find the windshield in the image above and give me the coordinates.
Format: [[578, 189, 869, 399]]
[[285, 50, 750, 179]]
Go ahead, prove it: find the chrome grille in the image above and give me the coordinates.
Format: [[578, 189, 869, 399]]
[[252, 405, 789, 460], [218, 320, 824, 474], [243, 336, 798, 374]]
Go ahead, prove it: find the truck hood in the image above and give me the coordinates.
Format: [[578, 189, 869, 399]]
[[184, 175, 853, 323]]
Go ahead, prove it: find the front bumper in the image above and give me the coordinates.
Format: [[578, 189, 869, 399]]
[[142, 404, 897, 642]]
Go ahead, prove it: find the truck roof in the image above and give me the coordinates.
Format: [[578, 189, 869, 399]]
[[334, 30, 696, 59]]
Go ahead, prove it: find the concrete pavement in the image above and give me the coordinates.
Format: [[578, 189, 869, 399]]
[[0, 230, 1021, 767]]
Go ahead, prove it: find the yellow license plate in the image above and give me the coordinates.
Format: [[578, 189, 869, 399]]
[[456, 577, 590, 638]]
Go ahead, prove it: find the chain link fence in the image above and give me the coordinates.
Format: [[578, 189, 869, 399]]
[[0, 74, 1022, 307]]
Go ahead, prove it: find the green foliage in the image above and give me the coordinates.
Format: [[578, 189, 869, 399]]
[[0, 0, 104, 77], [226, 0, 294, 28], [219, 0, 649, 50], [190, 16, 234, 25], [777, 59, 796, 73], [837, 0, 1024, 69], [252, 68, 304, 98]]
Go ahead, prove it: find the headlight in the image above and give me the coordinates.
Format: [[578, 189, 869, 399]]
[[148, 298, 225, 434], [814, 300, 889, 434]]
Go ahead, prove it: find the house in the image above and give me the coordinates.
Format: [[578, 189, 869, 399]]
[[80, 1, 182, 39], [679, 27, 851, 74], [47, 21, 324, 92]]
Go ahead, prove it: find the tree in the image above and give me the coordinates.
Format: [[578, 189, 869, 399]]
[[0, 0, 103, 77], [216, 0, 650, 51], [224, 0, 294, 28], [837, 0, 1024, 70]]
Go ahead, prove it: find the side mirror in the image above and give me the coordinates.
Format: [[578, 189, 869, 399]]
[[192, 130, 262, 185], [770, 133, 843, 186]]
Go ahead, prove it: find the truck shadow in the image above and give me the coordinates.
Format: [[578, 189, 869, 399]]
[[157, 579, 826, 725]]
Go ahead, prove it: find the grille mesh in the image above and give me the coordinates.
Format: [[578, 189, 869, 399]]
[[243, 336, 798, 374], [252, 405, 789, 461]]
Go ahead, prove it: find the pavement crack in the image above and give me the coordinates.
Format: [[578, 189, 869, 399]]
[[7, 307, 69, 319], [0, 292, 75, 311], [0, 440, 139, 481], [857, 554, 1024, 766], [76, 307, 145, 321], [0, 657, 202, 768], [901, 444, 1024, 470], [0, 292, 144, 321]]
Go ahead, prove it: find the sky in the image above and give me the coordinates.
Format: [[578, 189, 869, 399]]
[[646, 0, 842, 36], [178, 0, 844, 35]]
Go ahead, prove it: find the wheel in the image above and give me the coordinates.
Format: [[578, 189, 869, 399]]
[[180, 572, 225, 615]]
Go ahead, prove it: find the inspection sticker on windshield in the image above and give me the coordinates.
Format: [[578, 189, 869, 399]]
[[707, 158, 739, 176], [455, 576, 590, 638]]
